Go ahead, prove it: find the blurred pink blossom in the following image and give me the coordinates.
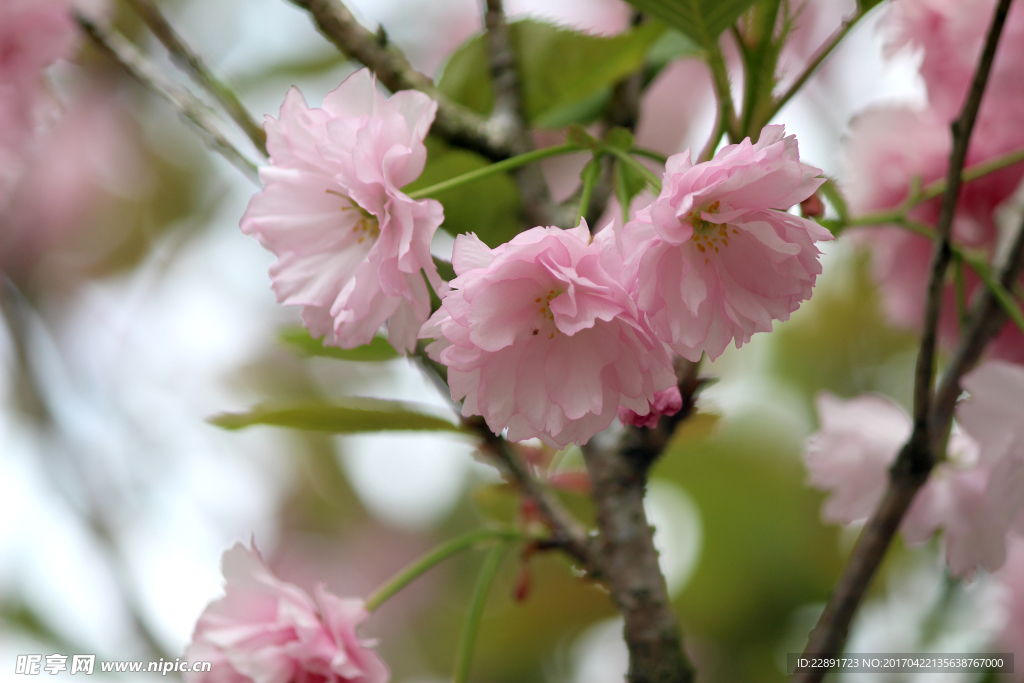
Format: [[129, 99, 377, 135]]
[[848, 0, 1024, 363], [0, 87, 152, 277], [421, 221, 675, 447], [997, 536, 1024, 655], [184, 542, 388, 683], [805, 361, 1024, 576], [240, 68, 444, 353], [882, 0, 1024, 124], [844, 106, 1024, 364], [618, 385, 682, 428], [0, 0, 76, 206], [617, 125, 831, 361]]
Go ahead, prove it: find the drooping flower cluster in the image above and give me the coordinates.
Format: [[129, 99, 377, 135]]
[[804, 361, 1024, 577], [241, 68, 445, 353], [184, 543, 388, 683], [420, 126, 829, 444], [243, 66, 831, 446], [846, 0, 1024, 364]]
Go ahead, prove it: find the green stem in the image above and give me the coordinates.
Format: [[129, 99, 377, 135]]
[[452, 543, 506, 683], [407, 144, 577, 199], [848, 144, 1024, 228], [768, 8, 865, 121], [603, 144, 662, 194], [365, 528, 518, 612], [575, 155, 601, 227], [706, 43, 739, 143], [895, 218, 1024, 337], [630, 147, 668, 164]]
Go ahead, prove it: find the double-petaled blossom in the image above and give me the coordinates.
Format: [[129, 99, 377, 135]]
[[804, 361, 1024, 576], [420, 221, 676, 447], [0, 0, 76, 207], [184, 543, 388, 683], [616, 125, 832, 362], [617, 386, 683, 429], [240, 69, 444, 353]]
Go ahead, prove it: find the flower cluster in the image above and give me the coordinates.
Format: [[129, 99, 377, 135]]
[[184, 543, 388, 683], [804, 361, 1024, 577], [846, 0, 1024, 364], [241, 69, 831, 446]]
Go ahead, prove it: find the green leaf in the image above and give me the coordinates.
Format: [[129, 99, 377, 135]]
[[405, 137, 522, 247], [646, 28, 702, 71], [604, 127, 636, 151], [279, 327, 399, 362], [209, 398, 466, 434], [438, 20, 665, 128], [623, 0, 759, 47]]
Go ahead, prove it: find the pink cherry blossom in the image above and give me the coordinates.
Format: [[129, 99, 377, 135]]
[[184, 542, 388, 683], [240, 68, 444, 353], [0, 0, 76, 207], [617, 125, 832, 362], [618, 386, 683, 429], [805, 361, 1024, 576], [420, 221, 676, 447]]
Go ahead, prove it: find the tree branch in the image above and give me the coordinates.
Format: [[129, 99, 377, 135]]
[[75, 13, 260, 184], [582, 440, 694, 683], [470, 418, 595, 567], [578, 357, 703, 683], [284, 0, 515, 160], [482, 0, 556, 227], [124, 0, 268, 155], [794, 0, 1016, 674]]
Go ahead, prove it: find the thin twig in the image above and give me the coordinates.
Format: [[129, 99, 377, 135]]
[[471, 419, 594, 567], [769, 8, 865, 120], [76, 13, 260, 184], [284, 0, 514, 160], [932, 213, 1024, 438], [482, 0, 556, 227], [794, 0, 1015, 675], [124, 0, 268, 155], [706, 43, 740, 144]]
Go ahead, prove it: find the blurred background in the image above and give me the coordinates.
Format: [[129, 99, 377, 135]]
[[1, 0, 1012, 681]]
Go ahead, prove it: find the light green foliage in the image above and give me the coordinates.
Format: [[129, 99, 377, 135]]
[[437, 20, 665, 128], [624, 0, 759, 48], [279, 327, 399, 362], [405, 138, 522, 247], [209, 398, 466, 434]]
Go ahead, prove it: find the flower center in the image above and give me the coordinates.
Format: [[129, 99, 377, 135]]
[[328, 190, 380, 244], [686, 200, 738, 263], [530, 289, 562, 340]]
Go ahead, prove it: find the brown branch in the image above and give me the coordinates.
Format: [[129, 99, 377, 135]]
[[284, 0, 514, 160], [470, 418, 594, 567], [481, 0, 556, 227], [124, 0, 268, 155], [577, 357, 703, 683], [75, 13, 260, 184], [582, 440, 694, 683], [794, 0, 1016, 674]]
